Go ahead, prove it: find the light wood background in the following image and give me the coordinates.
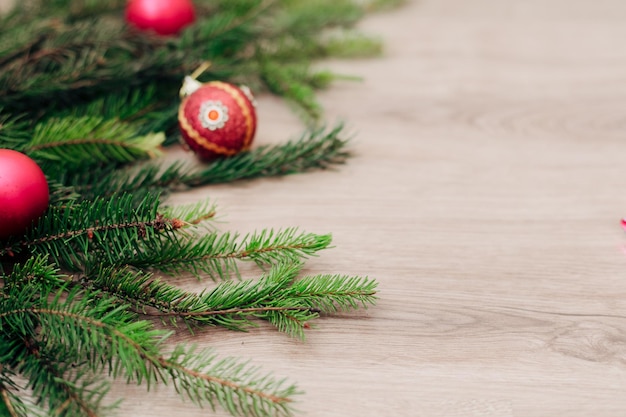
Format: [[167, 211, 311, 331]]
[[6, 0, 626, 416]]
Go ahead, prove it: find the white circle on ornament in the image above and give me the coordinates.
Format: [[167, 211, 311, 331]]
[[199, 100, 229, 131]]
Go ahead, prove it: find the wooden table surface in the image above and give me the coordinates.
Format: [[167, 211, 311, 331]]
[[6, 0, 626, 415]]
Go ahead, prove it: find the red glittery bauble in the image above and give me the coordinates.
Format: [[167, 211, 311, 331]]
[[178, 81, 257, 160], [0, 150, 49, 240], [125, 0, 196, 36]]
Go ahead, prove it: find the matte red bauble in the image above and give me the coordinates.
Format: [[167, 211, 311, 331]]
[[178, 81, 257, 160], [125, 0, 196, 36], [0, 150, 49, 240]]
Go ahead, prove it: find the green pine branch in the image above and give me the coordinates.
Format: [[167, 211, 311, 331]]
[[0, 286, 113, 417], [105, 228, 331, 281], [0, 194, 331, 281], [0, 0, 385, 120], [0, 281, 300, 417], [363, 0, 407, 12], [0, 111, 31, 149], [0, 194, 181, 271], [278, 273, 378, 313], [0, 369, 44, 417], [2, 255, 67, 290], [19, 347, 109, 417], [51, 124, 351, 200], [83, 263, 308, 332], [160, 198, 219, 228], [50, 162, 189, 204], [0, 195, 377, 416], [162, 345, 298, 417], [182, 124, 352, 186], [23, 116, 164, 168], [81, 262, 375, 339], [52, 85, 167, 129]]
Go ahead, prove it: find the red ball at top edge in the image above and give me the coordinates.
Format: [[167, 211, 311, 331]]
[[125, 0, 196, 36], [0, 150, 49, 240]]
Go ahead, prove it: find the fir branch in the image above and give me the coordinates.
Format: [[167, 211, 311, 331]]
[[83, 263, 314, 333], [0, 383, 18, 417], [0, 194, 183, 271], [0, 372, 33, 417], [260, 273, 377, 338], [0, 283, 168, 384], [182, 124, 352, 186], [14, 335, 107, 417], [0, 199, 331, 279], [81, 263, 376, 340], [2, 255, 67, 290], [47, 178, 81, 206], [269, 0, 363, 38], [0, 110, 31, 150], [279, 274, 378, 313], [190, 0, 276, 48], [54, 85, 166, 124], [0, 283, 299, 417], [0, 19, 53, 66], [161, 346, 297, 417], [323, 31, 383, 58], [52, 161, 190, 203], [237, 228, 332, 265], [260, 306, 313, 339], [55, 124, 351, 198], [363, 0, 407, 12], [0, 284, 148, 416], [0, 19, 178, 111], [261, 62, 322, 119], [110, 228, 331, 281], [0, 0, 386, 120], [160, 199, 219, 229], [0, 343, 47, 417], [24, 116, 164, 167]]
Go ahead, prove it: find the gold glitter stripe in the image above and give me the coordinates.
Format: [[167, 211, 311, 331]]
[[210, 82, 255, 149]]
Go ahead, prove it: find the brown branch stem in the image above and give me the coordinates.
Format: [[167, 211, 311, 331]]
[[1, 214, 181, 255], [159, 357, 291, 405], [143, 305, 320, 318], [0, 384, 18, 417]]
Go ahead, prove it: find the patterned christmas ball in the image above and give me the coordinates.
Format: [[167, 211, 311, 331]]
[[0, 149, 49, 240], [178, 81, 257, 160]]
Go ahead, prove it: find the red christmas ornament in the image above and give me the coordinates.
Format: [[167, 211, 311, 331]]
[[178, 80, 257, 160], [0, 150, 49, 240], [125, 0, 196, 36]]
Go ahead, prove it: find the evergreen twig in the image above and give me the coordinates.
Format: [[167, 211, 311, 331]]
[[110, 228, 332, 280], [0, 194, 183, 270], [182, 124, 352, 186], [0, 282, 299, 416], [80, 262, 376, 339], [48, 124, 351, 200]]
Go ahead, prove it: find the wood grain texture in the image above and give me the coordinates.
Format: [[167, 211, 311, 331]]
[[6, 0, 626, 415]]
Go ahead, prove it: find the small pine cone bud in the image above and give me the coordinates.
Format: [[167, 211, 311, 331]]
[[170, 218, 187, 230]]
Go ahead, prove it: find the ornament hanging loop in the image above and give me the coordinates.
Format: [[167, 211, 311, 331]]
[[180, 61, 212, 98], [190, 61, 212, 79]]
